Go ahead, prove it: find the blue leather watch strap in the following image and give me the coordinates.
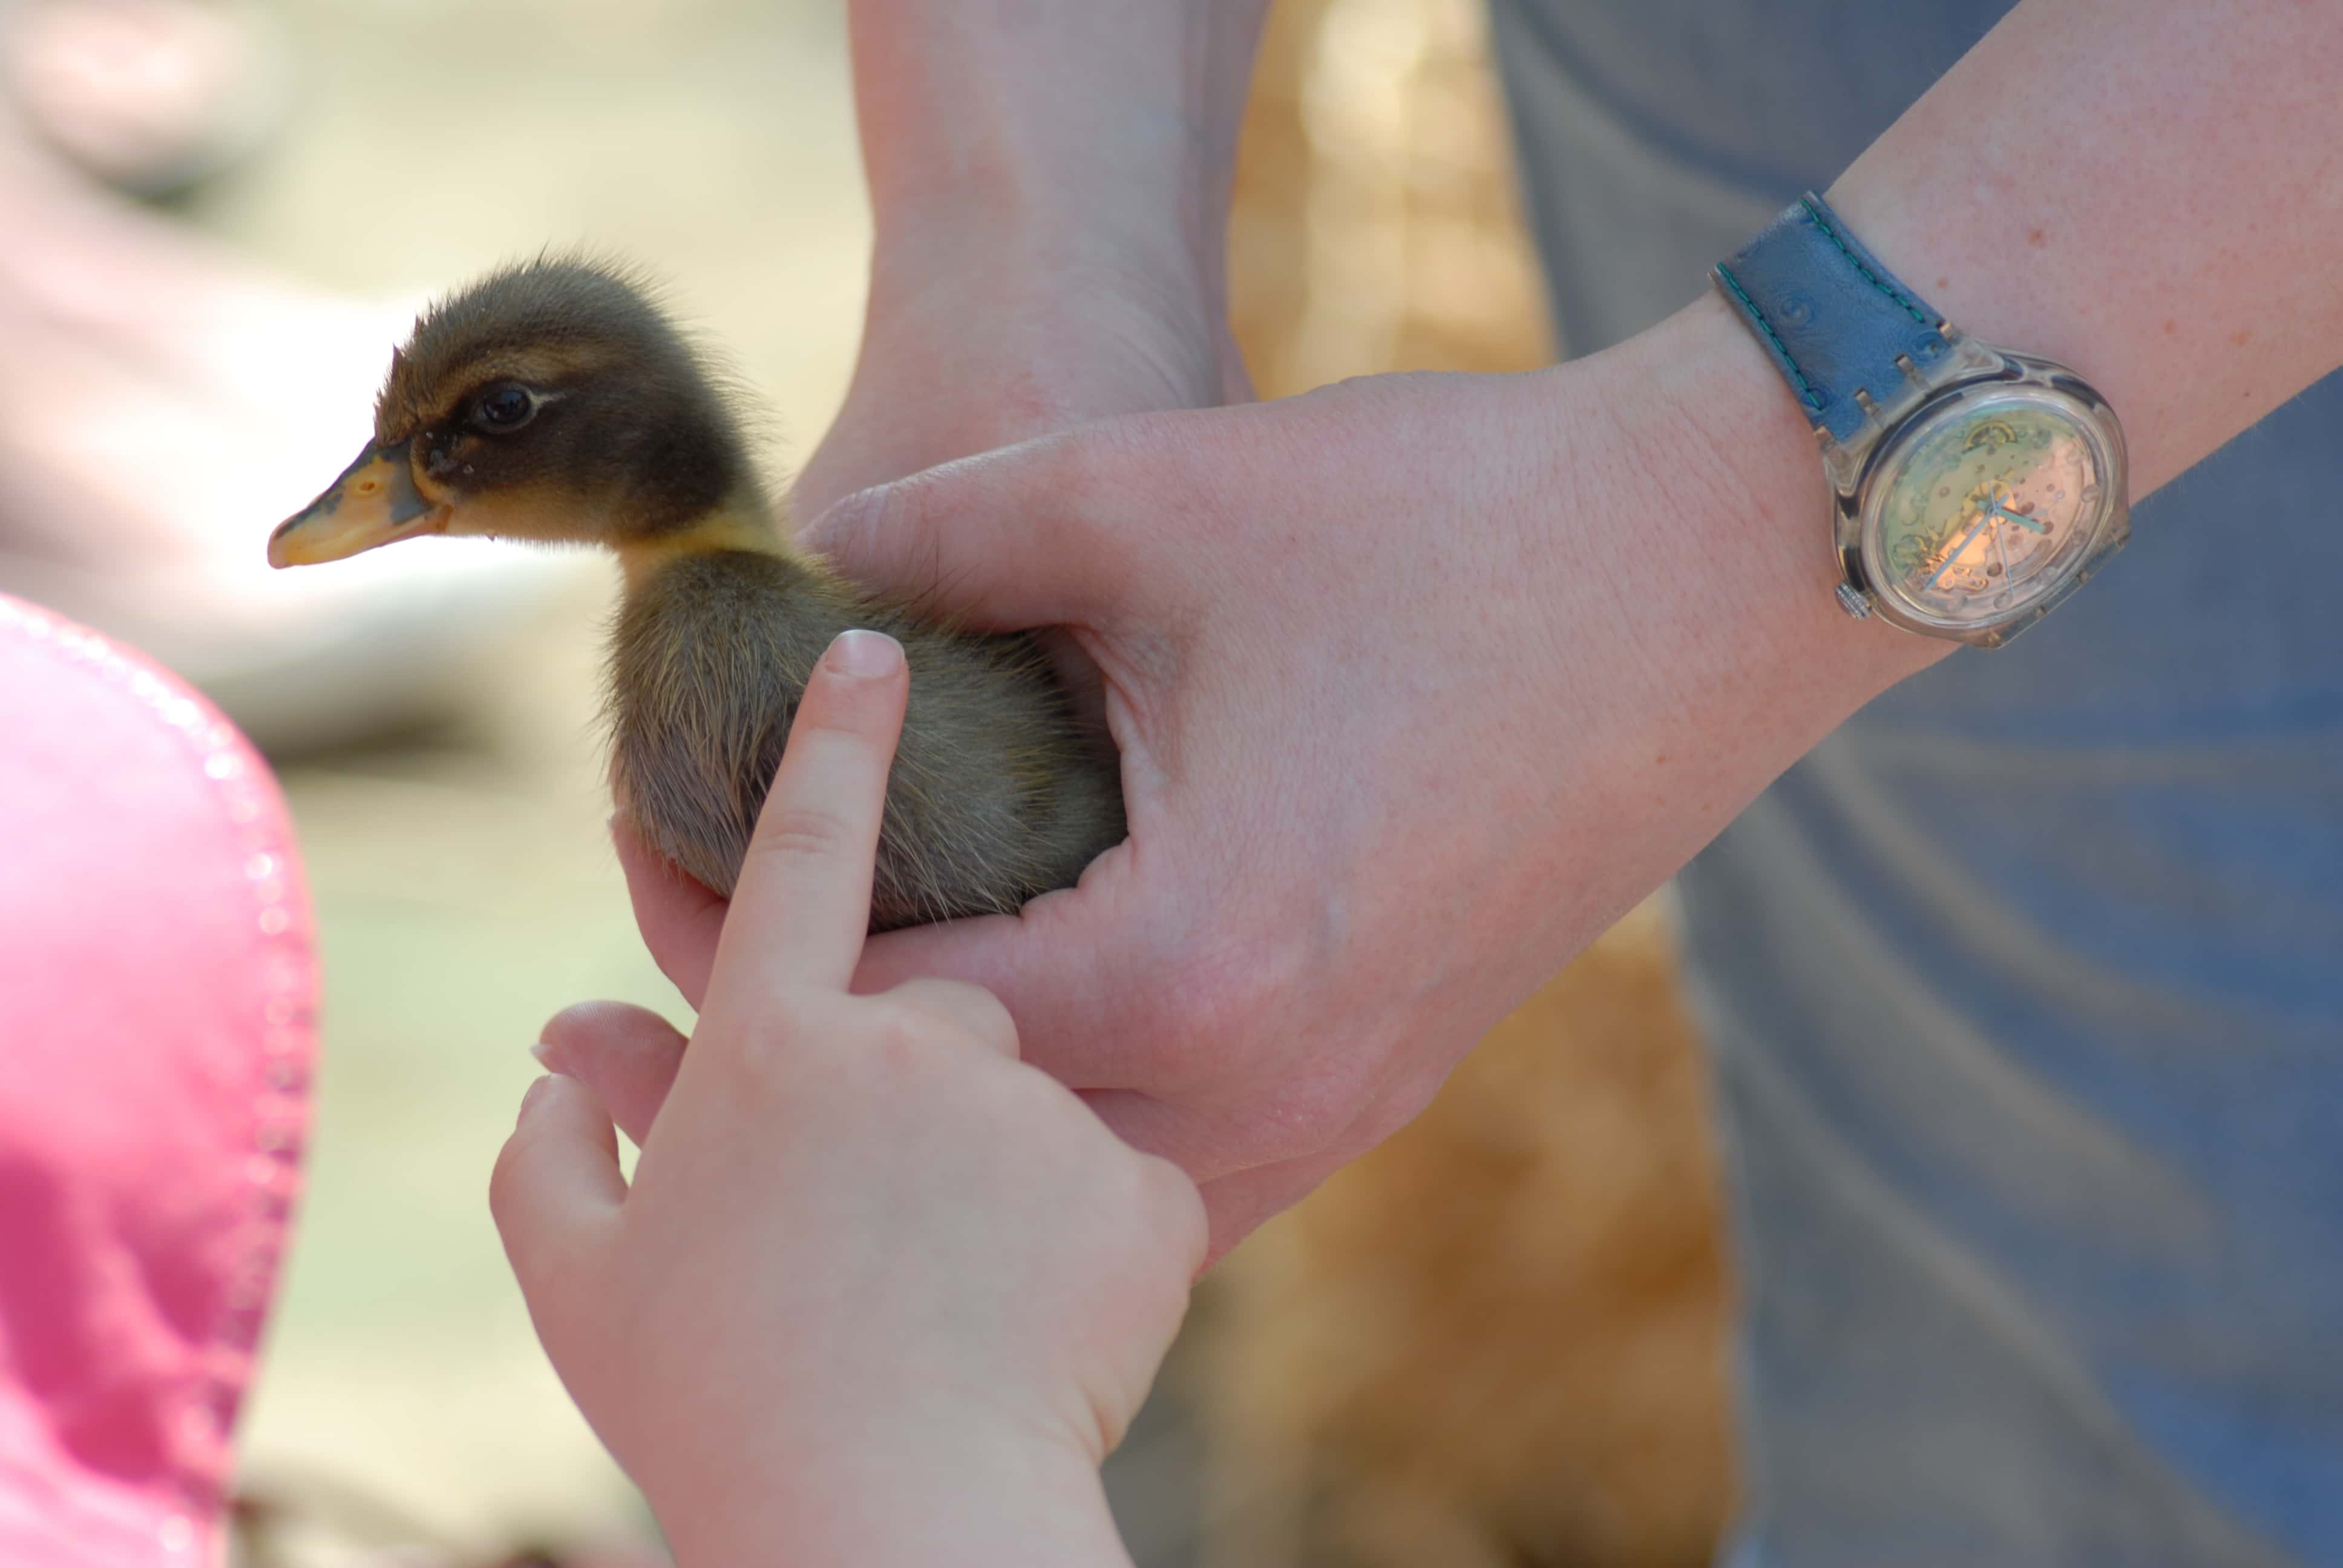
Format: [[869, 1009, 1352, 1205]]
[[1713, 192, 1951, 442]]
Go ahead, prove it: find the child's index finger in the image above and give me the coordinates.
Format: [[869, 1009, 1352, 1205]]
[[710, 629, 909, 1001]]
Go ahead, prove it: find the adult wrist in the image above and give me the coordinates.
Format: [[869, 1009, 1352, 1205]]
[[848, 1, 1259, 295], [1611, 292, 1950, 711]]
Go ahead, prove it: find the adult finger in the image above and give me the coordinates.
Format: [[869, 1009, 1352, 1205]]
[[800, 430, 1143, 632], [613, 815, 724, 1011], [710, 629, 908, 1002], [537, 1000, 689, 1147], [848, 892, 1138, 1086], [490, 1074, 624, 1304]]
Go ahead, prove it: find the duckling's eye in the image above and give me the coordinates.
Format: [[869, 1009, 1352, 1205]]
[[469, 384, 537, 433]]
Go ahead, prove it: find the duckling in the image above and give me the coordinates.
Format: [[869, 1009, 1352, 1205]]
[[266, 258, 1123, 930]]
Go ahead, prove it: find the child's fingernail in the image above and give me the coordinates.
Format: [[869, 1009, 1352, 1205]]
[[529, 1038, 559, 1071], [826, 628, 903, 678], [519, 1074, 555, 1120]]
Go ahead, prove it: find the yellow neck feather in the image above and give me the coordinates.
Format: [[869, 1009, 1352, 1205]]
[[612, 503, 793, 594]]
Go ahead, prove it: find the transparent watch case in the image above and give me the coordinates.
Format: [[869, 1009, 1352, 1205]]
[[1821, 332, 2130, 648]]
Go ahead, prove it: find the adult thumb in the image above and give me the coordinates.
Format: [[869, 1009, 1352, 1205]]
[[799, 431, 1139, 632]]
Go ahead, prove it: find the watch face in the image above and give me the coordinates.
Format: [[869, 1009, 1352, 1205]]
[[1863, 387, 2120, 633]]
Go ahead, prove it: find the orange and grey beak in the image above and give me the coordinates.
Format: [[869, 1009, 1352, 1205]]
[[267, 440, 450, 567]]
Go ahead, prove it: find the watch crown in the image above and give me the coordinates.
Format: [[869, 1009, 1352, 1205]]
[[1834, 583, 1874, 620]]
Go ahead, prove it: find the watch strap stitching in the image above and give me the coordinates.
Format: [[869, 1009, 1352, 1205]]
[[1713, 191, 1951, 440], [1797, 195, 1934, 330], [1712, 262, 1825, 416]]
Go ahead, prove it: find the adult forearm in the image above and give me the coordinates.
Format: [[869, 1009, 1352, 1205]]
[[1642, 0, 2343, 732], [847, 0, 1270, 286], [1832, 0, 2343, 498], [797, 0, 1268, 514]]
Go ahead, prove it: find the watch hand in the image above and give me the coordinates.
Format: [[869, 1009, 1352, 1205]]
[[1989, 504, 2048, 534], [1923, 511, 1994, 590]]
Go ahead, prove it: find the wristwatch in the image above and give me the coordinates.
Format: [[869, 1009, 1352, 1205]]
[[1713, 192, 2129, 648]]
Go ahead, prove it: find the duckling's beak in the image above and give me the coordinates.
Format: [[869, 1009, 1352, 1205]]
[[268, 440, 451, 567]]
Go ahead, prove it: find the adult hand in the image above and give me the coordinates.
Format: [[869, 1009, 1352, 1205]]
[[789, 224, 1250, 525], [496, 631, 1204, 1567], [611, 0, 2343, 1263], [612, 298, 1943, 1254]]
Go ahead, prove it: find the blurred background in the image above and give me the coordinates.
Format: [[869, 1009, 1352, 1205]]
[[1, 1, 1735, 1563]]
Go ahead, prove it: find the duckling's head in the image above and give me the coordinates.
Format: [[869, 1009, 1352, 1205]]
[[269, 258, 767, 570]]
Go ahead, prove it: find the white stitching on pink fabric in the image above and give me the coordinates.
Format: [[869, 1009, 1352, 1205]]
[[0, 595, 320, 1563]]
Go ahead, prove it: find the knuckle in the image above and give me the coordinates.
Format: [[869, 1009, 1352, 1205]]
[[726, 998, 816, 1083], [796, 681, 889, 741], [803, 482, 900, 578], [1034, 428, 1112, 508], [1030, 430, 1136, 546], [844, 999, 946, 1085], [945, 981, 1017, 1043], [750, 803, 856, 865], [890, 978, 1018, 1052], [868, 999, 931, 1055]]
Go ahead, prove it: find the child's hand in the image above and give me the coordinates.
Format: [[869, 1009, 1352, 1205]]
[[491, 629, 1205, 1567]]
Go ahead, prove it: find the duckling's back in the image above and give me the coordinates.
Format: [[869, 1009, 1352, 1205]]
[[611, 547, 1124, 930]]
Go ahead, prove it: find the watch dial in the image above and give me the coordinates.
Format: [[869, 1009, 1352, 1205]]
[[1867, 394, 2110, 628]]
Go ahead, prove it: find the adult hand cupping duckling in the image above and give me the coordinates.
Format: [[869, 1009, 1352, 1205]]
[[497, 630, 1203, 1567], [577, 0, 1912, 1253], [602, 0, 2343, 1255], [609, 298, 1942, 1253]]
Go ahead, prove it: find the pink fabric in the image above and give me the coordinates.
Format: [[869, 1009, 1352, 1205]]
[[0, 593, 316, 1568]]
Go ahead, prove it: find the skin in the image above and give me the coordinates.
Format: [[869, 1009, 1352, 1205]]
[[555, 0, 2343, 1267], [490, 1, 2343, 1556], [787, 0, 1263, 518], [496, 630, 1203, 1568]]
